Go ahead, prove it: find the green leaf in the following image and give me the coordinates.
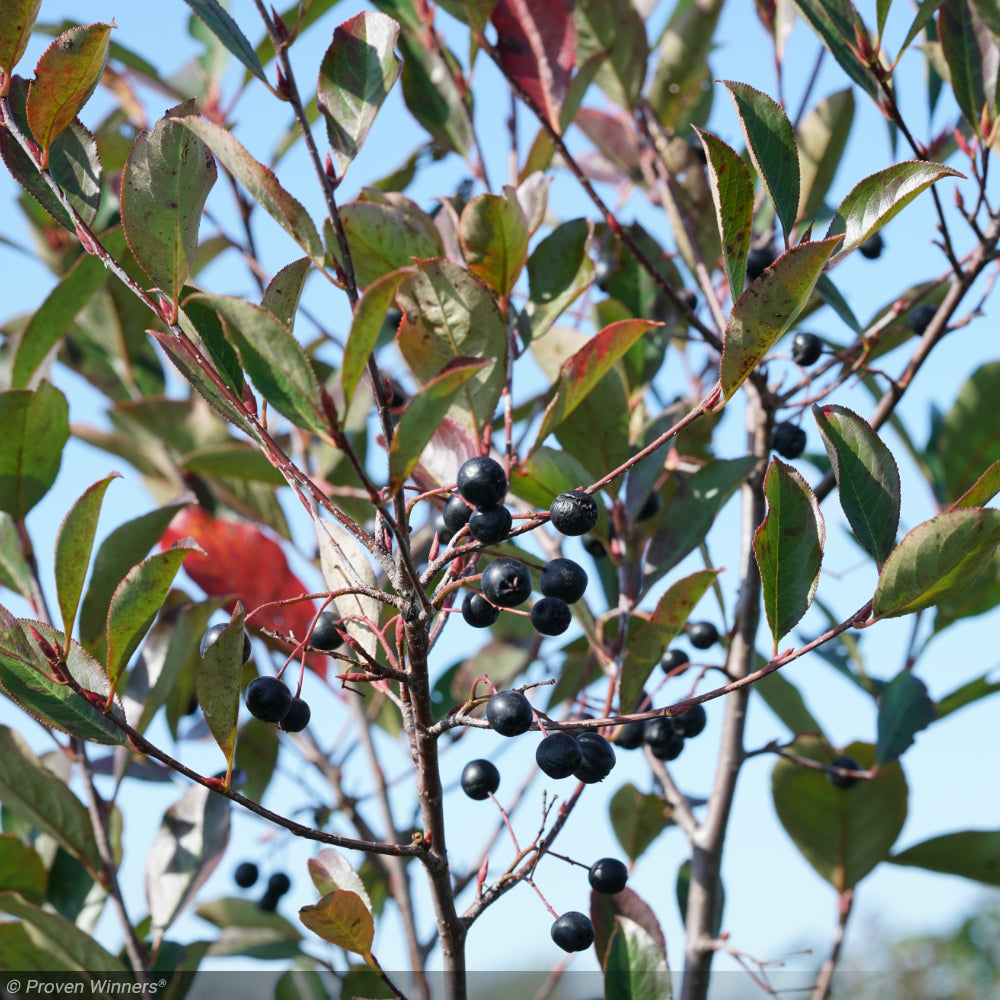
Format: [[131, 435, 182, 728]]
[[232, 716, 279, 803], [535, 319, 657, 447], [937, 671, 1000, 719], [0, 512, 33, 599], [308, 848, 372, 906], [0, 383, 69, 519], [26, 23, 111, 163], [0, 723, 99, 868], [754, 459, 825, 652], [609, 783, 671, 862], [188, 294, 327, 435], [172, 115, 324, 264], [180, 0, 269, 87], [722, 80, 800, 241], [342, 268, 412, 409], [434, 0, 495, 31], [951, 459, 1000, 509], [797, 88, 855, 222], [121, 101, 217, 308], [196, 607, 245, 785], [620, 569, 719, 712], [519, 218, 593, 342], [721, 237, 840, 401], [180, 443, 286, 485], [458, 188, 529, 296], [938, 0, 1000, 138], [0, 0, 43, 80], [574, 0, 649, 110], [932, 545, 1000, 632], [336, 199, 443, 289], [0, 612, 128, 745], [815, 272, 863, 335], [693, 128, 753, 297], [676, 858, 723, 938], [890, 830, 1000, 885], [299, 890, 375, 957], [812, 404, 900, 565], [826, 161, 963, 265], [196, 896, 302, 939], [106, 543, 199, 692], [772, 737, 907, 891], [0, 921, 60, 971], [876, 671, 936, 765], [398, 32, 472, 155], [603, 916, 671, 999], [0, 834, 46, 903], [178, 294, 245, 400], [509, 446, 598, 509], [145, 782, 231, 943], [54, 473, 119, 647], [261, 257, 311, 330], [318, 11, 402, 178], [389, 360, 487, 493], [396, 259, 508, 436], [873, 508, 1000, 619]]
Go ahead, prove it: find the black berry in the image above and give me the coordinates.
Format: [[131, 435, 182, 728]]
[[462, 591, 499, 628], [539, 558, 588, 604], [200, 622, 252, 664], [791, 332, 823, 366], [279, 696, 311, 733], [245, 676, 292, 723], [573, 731, 616, 783], [457, 456, 507, 507], [858, 232, 884, 259], [908, 302, 937, 335], [309, 611, 344, 651], [644, 717, 684, 760], [828, 754, 862, 789], [432, 513, 452, 544], [615, 720, 646, 750], [771, 422, 806, 459], [688, 621, 719, 649], [549, 490, 599, 536], [467, 504, 512, 544], [481, 557, 532, 607], [551, 911, 595, 952], [530, 597, 572, 636], [660, 648, 690, 673], [461, 758, 500, 799], [535, 731, 582, 778], [234, 862, 258, 888], [486, 690, 533, 737], [442, 494, 473, 534], [582, 535, 606, 558], [636, 492, 662, 522], [588, 858, 628, 894], [594, 252, 613, 292], [746, 244, 777, 282], [673, 703, 707, 738], [258, 891, 280, 912], [268, 872, 291, 896]]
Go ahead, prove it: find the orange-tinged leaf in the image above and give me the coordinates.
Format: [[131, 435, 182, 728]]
[[26, 23, 112, 164], [299, 889, 374, 956], [0, 0, 43, 86]]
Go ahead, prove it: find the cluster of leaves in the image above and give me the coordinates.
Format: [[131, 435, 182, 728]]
[[0, 1, 1000, 999]]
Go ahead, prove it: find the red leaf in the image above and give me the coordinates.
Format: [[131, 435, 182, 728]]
[[491, 0, 575, 131], [160, 507, 326, 678]]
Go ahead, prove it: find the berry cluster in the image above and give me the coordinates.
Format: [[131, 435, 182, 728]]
[[232, 862, 292, 912]]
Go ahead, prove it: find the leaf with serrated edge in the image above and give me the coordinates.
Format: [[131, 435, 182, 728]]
[[196, 607, 245, 785], [754, 459, 825, 653], [813, 404, 900, 565], [876, 671, 936, 765], [620, 569, 719, 712], [308, 849, 372, 912], [318, 12, 401, 177], [873, 508, 1000, 619], [299, 890, 374, 957], [181, 0, 269, 86], [890, 830, 1000, 885], [574, 0, 648, 110], [721, 237, 840, 401], [951, 460, 1000, 509], [26, 23, 111, 163], [826, 161, 962, 265], [520, 218, 593, 342], [459, 188, 530, 296], [722, 81, 800, 242], [0, 0, 43, 83], [694, 127, 753, 296], [261, 257, 311, 330]]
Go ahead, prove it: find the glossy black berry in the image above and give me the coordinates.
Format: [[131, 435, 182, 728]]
[[551, 911, 595, 952], [660, 648, 690, 674], [200, 622, 253, 664], [615, 720, 646, 750], [461, 758, 501, 799], [594, 252, 613, 292], [636, 492, 662, 522], [481, 557, 532, 607], [442, 494, 473, 534], [644, 717, 684, 760], [457, 456, 507, 507], [582, 535, 607, 558], [245, 676, 292, 723], [467, 504, 512, 544], [828, 754, 862, 789], [279, 696, 311, 733], [688, 621, 719, 649], [432, 514, 452, 544], [771, 422, 806, 459], [258, 891, 280, 912], [791, 332, 823, 366], [309, 611, 344, 651], [535, 731, 582, 778], [858, 231, 884, 259], [462, 591, 499, 628], [530, 597, 572, 636], [573, 731, 616, 783], [234, 862, 258, 888], [589, 858, 628, 894], [673, 703, 707, 738], [486, 689, 533, 737], [549, 490, 599, 536], [908, 302, 937, 335], [268, 872, 291, 896], [539, 558, 588, 604], [746, 244, 777, 282]]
